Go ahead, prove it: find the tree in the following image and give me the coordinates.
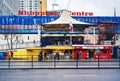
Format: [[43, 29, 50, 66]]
[[0, 34, 22, 50]]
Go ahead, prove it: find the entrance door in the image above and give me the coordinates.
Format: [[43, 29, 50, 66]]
[[88, 50, 94, 58]]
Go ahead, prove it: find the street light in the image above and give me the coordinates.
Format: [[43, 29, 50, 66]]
[[95, 48, 101, 68], [39, 1, 42, 48], [52, 3, 58, 11], [93, 27, 96, 45], [52, 0, 58, 11]]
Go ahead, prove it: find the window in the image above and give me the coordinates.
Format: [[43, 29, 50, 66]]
[[103, 50, 107, 53], [21, 2, 24, 5], [29, 2, 32, 6], [28, 36, 29, 40], [22, 40, 24, 44], [29, 8, 32, 11], [35, 3, 38, 7], [16, 36, 18, 41]]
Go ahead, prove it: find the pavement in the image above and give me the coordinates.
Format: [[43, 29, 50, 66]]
[[0, 69, 120, 81], [0, 59, 120, 69]]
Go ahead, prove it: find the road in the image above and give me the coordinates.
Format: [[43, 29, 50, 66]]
[[0, 69, 120, 81]]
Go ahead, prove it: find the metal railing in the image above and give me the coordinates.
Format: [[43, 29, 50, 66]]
[[0, 55, 120, 69]]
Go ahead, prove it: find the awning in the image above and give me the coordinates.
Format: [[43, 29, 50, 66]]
[[42, 45, 73, 50]]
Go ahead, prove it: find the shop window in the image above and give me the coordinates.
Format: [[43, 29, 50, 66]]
[[64, 40, 69, 45], [22, 40, 24, 44], [16, 36, 18, 41], [28, 36, 29, 40], [33, 40, 35, 44]]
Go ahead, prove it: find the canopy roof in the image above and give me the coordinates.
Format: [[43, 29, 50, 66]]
[[42, 10, 94, 26], [42, 10, 96, 32]]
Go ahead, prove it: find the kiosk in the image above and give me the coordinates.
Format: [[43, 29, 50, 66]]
[[73, 45, 113, 59]]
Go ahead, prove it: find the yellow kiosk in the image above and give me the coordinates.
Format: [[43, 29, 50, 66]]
[[10, 45, 73, 61]]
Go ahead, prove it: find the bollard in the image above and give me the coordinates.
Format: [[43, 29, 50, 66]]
[[98, 55, 100, 69], [54, 56, 56, 68], [95, 49, 101, 69], [76, 54, 79, 68], [119, 56, 120, 68], [76, 59, 78, 68], [8, 57, 11, 68]]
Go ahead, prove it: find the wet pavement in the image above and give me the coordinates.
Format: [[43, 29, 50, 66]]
[[0, 69, 120, 81]]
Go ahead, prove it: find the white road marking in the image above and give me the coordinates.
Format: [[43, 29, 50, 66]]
[[63, 74, 95, 77]]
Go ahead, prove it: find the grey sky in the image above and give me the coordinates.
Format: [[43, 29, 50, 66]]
[[47, 0, 120, 16]]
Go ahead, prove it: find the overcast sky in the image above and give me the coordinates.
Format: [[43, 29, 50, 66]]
[[47, 0, 120, 16]]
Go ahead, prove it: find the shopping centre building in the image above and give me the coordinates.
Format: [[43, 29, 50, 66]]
[[0, 10, 120, 60], [0, 0, 120, 60]]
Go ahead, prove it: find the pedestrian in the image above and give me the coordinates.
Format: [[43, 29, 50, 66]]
[[44, 52, 47, 60], [78, 51, 81, 59], [10, 51, 13, 58], [70, 51, 72, 59], [38, 52, 42, 61], [76, 50, 81, 60], [76, 51, 79, 60], [6, 51, 9, 60], [56, 52, 59, 60], [9, 51, 13, 60]]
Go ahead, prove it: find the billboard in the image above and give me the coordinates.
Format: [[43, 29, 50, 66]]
[[0, 16, 120, 34]]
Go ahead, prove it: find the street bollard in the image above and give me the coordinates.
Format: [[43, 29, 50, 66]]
[[8, 57, 11, 68], [54, 56, 56, 68], [119, 56, 120, 68], [95, 49, 101, 69], [76, 54, 79, 68], [98, 55, 100, 69], [76, 59, 78, 68]]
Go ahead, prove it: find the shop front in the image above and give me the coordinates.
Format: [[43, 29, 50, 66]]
[[42, 45, 73, 60], [73, 45, 113, 59]]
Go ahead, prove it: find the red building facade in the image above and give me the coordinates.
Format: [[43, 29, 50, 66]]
[[73, 45, 112, 59]]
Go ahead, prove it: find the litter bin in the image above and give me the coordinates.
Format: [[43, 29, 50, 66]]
[[0, 51, 6, 60]]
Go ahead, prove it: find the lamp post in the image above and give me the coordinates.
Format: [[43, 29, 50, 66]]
[[95, 48, 101, 68], [39, 1, 42, 48], [52, 3, 58, 11], [1, 0, 4, 15], [52, 0, 58, 11], [93, 27, 96, 45], [69, 22, 73, 45]]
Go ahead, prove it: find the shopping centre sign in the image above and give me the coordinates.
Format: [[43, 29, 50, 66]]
[[18, 10, 94, 16]]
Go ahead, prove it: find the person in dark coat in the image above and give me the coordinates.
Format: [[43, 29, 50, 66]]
[[44, 52, 47, 60], [76, 50, 81, 60], [56, 52, 60, 60], [38, 52, 42, 61], [10, 51, 13, 58]]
